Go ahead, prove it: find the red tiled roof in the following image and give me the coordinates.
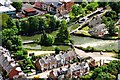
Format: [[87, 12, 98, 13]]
[[24, 8, 36, 13]]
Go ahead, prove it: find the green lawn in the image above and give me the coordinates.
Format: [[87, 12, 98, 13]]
[[21, 30, 58, 41], [69, 24, 79, 32], [23, 43, 71, 51]]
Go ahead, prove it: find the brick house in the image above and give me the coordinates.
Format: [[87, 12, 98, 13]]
[[60, 0, 74, 11], [35, 0, 74, 14], [0, 47, 24, 79]]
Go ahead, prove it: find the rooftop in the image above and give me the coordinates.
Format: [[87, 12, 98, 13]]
[[24, 8, 36, 12]]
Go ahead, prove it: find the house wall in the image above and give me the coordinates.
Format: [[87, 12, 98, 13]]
[[63, 1, 74, 11], [35, 59, 41, 71], [9, 68, 19, 78]]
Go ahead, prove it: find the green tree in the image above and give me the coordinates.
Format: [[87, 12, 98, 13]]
[[81, 2, 87, 8], [105, 11, 117, 19], [109, 2, 120, 13], [6, 17, 15, 28], [95, 72, 116, 80], [28, 17, 39, 34], [56, 20, 70, 43], [55, 47, 60, 54], [21, 20, 29, 34], [38, 17, 48, 32], [40, 31, 54, 46], [98, 2, 108, 7], [49, 16, 56, 30], [1, 13, 9, 28], [12, 1, 22, 12], [106, 20, 116, 35], [86, 2, 98, 11]]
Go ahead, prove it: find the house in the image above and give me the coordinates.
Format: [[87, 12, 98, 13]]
[[35, 1, 64, 15], [60, 0, 74, 11], [67, 50, 76, 62], [22, 8, 38, 16], [35, 0, 74, 15], [35, 58, 48, 71], [89, 15, 102, 27], [0, 0, 16, 16], [0, 47, 24, 79], [89, 23, 108, 36]]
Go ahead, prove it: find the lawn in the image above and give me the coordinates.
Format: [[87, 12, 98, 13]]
[[69, 24, 79, 32], [21, 30, 58, 41], [23, 43, 71, 51]]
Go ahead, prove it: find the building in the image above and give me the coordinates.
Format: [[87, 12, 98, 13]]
[[89, 23, 108, 36], [89, 15, 102, 27], [35, 0, 74, 15], [60, 0, 74, 11], [22, 8, 38, 16], [0, 0, 16, 16], [0, 47, 25, 79]]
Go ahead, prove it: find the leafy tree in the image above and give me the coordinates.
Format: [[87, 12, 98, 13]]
[[81, 2, 87, 8], [1, 13, 9, 28], [86, 2, 98, 11], [106, 20, 117, 35], [21, 20, 29, 34], [49, 16, 56, 30], [55, 47, 60, 54], [56, 20, 61, 28], [12, 1, 22, 12], [56, 20, 70, 43], [40, 31, 54, 46], [71, 4, 85, 17], [28, 17, 39, 34], [98, 2, 108, 7], [15, 20, 21, 32], [38, 17, 48, 32], [95, 72, 116, 80], [105, 11, 117, 19], [109, 2, 120, 13], [6, 17, 15, 28]]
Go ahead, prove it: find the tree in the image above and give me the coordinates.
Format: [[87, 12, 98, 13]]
[[40, 31, 54, 46], [38, 17, 48, 32], [28, 17, 39, 34], [21, 20, 29, 35], [105, 11, 117, 19], [1, 13, 9, 28], [56, 20, 70, 43], [71, 4, 85, 17], [49, 16, 56, 30], [81, 2, 87, 8], [6, 17, 15, 28], [55, 47, 60, 54], [98, 2, 108, 7], [106, 20, 117, 35], [12, 2, 22, 12], [109, 2, 120, 13], [72, 4, 79, 16], [86, 2, 98, 11]]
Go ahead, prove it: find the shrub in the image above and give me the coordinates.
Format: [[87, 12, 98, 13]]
[[55, 47, 60, 54]]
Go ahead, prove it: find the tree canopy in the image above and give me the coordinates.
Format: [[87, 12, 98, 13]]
[[56, 20, 70, 43]]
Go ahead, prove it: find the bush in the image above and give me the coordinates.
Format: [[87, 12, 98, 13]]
[[55, 47, 60, 54], [40, 33, 54, 46]]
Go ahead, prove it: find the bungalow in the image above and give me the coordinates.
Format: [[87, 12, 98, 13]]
[[0, 47, 24, 79]]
